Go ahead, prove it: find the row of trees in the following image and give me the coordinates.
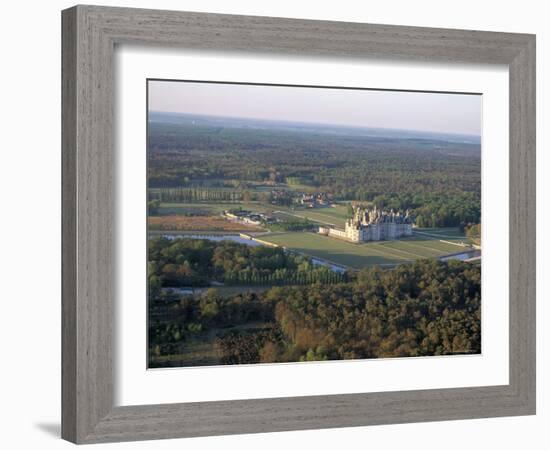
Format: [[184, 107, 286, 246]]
[[151, 187, 244, 203], [221, 267, 346, 286], [148, 237, 348, 291]]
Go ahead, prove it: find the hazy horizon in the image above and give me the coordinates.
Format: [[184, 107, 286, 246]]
[[149, 109, 481, 140], [148, 80, 482, 137]]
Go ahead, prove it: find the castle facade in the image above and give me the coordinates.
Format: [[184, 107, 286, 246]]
[[318, 205, 413, 243]]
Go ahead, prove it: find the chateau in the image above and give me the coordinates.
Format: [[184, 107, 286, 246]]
[[318, 205, 413, 243]]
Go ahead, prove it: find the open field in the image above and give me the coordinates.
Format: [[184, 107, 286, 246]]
[[155, 201, 270, 216], [156, 203, 227, 216], [259, 232, 468, 269], [414, 227, 469, 240], [272, 203, 351, 227], [148, 215, 264, 232]]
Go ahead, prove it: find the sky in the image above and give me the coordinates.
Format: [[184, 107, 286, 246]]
[[148, 80, 481, 136]]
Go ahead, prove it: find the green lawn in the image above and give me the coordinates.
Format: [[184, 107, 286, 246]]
[[156, 202, 272, 216], [413, 227, 467, 239], [273, 204, 351, 227], [259, 232, 468, 269]]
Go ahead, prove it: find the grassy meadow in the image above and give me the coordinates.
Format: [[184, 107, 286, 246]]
[[260, 231, 466, 269]]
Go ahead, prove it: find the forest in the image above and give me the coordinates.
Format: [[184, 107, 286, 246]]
[[149, 251, 481, 366], [147, 114, 481, 227]]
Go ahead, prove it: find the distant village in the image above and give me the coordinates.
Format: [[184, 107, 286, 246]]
[[266, 189, 333, 207], [296, 192, 332, 208]]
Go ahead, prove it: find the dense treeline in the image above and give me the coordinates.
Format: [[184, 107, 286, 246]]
[[148, 238, 347, 291], [369, 191, 480, 227], [149, 259, 481, 366]]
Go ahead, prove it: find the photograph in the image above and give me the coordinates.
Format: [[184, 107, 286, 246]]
[[1, 0, 541, 446], [146, 79, 482, 368]]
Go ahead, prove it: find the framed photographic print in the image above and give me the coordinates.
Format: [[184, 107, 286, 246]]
[[62, 5, 536, 444]]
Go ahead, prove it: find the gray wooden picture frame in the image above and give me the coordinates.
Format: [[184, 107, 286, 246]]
[[61, 5, 536, 444]]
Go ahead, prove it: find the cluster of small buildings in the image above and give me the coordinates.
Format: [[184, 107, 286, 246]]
[[270, 189, 293, 206], [297, 192, 333, 208], [319, 205, 414, 243], [223, 209, 276, 226]]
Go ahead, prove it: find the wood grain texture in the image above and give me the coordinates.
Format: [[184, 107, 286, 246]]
[[61, 7, 77, 443], [61, 4, 536, 444], [508, 36, 536, 407]]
